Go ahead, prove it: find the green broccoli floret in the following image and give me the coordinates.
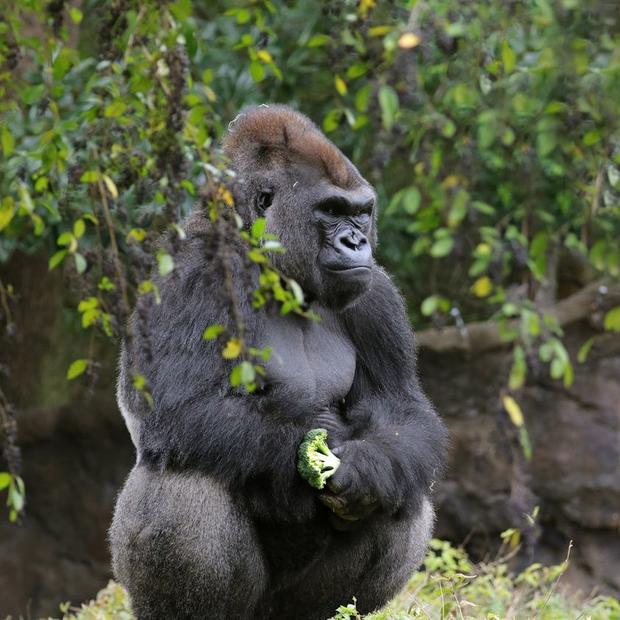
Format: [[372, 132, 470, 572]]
[[297, 428, 341, 490]]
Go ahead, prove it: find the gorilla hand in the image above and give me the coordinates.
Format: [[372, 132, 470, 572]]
[[313, 406, 348, 446], [318, 440, 381, 521]]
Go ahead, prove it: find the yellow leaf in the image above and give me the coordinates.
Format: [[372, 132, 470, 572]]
[[502, 394, 524, 427], [218, 186, 234, 207], [471, 276, 493, 298], [222, 338, 242, 359], [256, 50, 273, 64], [368, 25, 392, 37], [398, 33, 421, 49], [102, 174, 118, 199], [475, 243, 492, 257], [334, 75, 348, 96], [0, 198, 15, 231]]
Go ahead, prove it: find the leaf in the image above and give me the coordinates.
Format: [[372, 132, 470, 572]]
[[127, 228, 147, 243], [69, 7, 83, 23], [48, 250, 67, 270], [430, 237, 454, 258], [249, 61, 265, 82], [519, 426, 532, 461], [502, 394, 524, 427], [307, 34, 330, 48], [157, 252, 175, 276], [334, 75, 348, 96], [104, 100, 127, 118], [509, 346, 527, 390], [78, 297, 98, 311], [289, 280, 304, 304], [1, 127, 15, 156], [0, 199, 15, 231], [421, 296, 438, 316], [251, 218, 266, 239], [501, 40, 517, 73], [378, 85, 399, 131], [0, 473, 10, 490], [67, 359, 88, 380], [102, 175, 118, 199], [398, 33, 421, 49], [80, 170, 99, 183], [74, 253, 87, 274], [230, 361, 255, 387], [603, 307, 620, 332], [577, 337, 595, 363], [256, 50, 273, 64], [73, 219, 85, 239], [203, 324, 225, 340], [402, 187, 421, 214], [583, 129, 601, 146], [222, 338, 242, 359], [471, 276, 493, 298]]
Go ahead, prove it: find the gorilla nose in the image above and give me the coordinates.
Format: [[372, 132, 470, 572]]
[[334, 231, 371, 265], [337, 231, 368, 251]]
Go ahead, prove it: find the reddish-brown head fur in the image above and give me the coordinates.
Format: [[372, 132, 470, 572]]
[[223, 104, 353, 188]]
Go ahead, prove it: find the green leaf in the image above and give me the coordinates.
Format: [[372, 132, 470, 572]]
[[583, 129, 601, 146], [577, 337, 595, 363], [1, 127, 15, 156], [378, 85, 399, 131], [0, 198, 15, 231], [157, 252, 175, 276], [0, 472, 10, 490], [501, 40, 517, 73], [203, 324, 225, 340], [104, 100, 127, 118], [401, 187, 421, 214], [307, 34, 330, 48], [67, 359, 88, 380], [249, 61, 265, 82], [48, 250, 67, 270], [251, 218, 266, 239], [80, 170, 99, 183], [603, 307, 620, 332], [430, 237, 454, 258], [73, 219, 85, 239], [69, 7, 83, 23], [74, 253, 87, 274], [230, 361, 256, 387]]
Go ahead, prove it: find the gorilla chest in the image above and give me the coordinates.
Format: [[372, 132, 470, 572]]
[[260, 311, 356, 406]]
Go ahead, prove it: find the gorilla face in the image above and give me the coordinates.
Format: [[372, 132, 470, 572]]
[[224, 105, 378, 310], [261, 163, 377, 311]]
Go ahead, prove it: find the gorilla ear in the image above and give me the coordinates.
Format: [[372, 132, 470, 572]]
[[255, 189, 273, 214]]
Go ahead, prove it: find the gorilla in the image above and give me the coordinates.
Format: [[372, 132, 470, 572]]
[[110, 105, 447, 620]]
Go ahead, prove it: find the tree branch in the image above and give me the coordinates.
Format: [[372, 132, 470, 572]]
[[416, 281, 616, 354]]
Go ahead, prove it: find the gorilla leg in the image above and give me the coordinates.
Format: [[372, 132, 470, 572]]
[[109, 465, 267, 620], [266, 497, 434, 620]]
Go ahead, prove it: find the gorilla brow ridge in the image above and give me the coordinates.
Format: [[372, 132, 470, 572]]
[[223, 105, 351, 188]]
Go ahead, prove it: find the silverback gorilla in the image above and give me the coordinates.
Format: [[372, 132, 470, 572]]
[[110, 105, 448, 620]]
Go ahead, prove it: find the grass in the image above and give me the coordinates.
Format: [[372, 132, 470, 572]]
[[45, 539, 620, 620]]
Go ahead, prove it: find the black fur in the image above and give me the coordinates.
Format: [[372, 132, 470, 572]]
[[110, 106, 447, 620]]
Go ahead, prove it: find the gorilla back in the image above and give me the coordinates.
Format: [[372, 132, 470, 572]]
[[110, 105, 447, 620]]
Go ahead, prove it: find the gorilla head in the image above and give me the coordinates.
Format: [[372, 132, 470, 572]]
[[224, 105, 377, 310]]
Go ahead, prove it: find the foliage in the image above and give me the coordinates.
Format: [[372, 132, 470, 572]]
[[47, 540, 620, 620], [0, 0, 619, 512]]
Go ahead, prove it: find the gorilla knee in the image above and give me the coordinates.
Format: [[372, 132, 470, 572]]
[[110, 466, 267, 619]]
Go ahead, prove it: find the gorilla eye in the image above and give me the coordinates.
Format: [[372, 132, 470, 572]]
[[256, 190, 273, 214]]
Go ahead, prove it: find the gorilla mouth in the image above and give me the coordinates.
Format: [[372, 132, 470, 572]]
[[325, 266, 371, 274]]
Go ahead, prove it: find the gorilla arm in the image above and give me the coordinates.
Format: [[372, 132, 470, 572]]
[[128, 234, 318, 522], [327, 269, 448, 518]]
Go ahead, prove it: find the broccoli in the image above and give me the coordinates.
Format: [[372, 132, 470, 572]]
[[297, 428, 341, 490]]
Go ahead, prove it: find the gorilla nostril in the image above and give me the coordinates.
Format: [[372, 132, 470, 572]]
[[338, 232, 367, 251]]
